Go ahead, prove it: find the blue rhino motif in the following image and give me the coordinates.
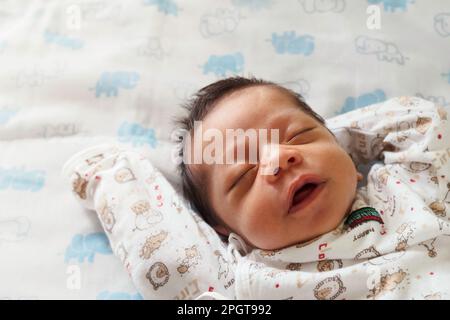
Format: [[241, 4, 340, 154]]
[[270, 31, 314, 55], [94, 72, 140, 97], [143, 0, 178, 16], [367, 0, 414, 12], [337, 89, 386, 115], [117, 121, 158, 148], [203, 52, 244, 77], [65, 232, 113, 263], [97, 291, 143, 300], [0, 167, 45, 192], [442, 72, 450, 84]]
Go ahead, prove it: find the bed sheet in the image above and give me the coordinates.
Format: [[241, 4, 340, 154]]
[[0, 0, 449, 299]]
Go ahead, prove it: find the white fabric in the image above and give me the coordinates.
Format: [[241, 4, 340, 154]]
[[63, 96, 450, 300], [1, 0, 450, 299], [62, 143, 238, 300]]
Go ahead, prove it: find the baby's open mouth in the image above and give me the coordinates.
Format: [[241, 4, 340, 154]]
[[287, 177, 326, 215], [291, 183, 318, 207]]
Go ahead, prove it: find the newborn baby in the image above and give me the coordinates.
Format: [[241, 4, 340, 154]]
[[64, 76, 450, 300], [177, 77, 364, 250]]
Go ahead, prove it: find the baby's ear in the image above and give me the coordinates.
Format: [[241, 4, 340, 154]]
[[214, 224, 230, 237], [357, 171, 364, 182]]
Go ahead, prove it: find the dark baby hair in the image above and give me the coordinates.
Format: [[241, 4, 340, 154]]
[[174, 76, 330, 230]]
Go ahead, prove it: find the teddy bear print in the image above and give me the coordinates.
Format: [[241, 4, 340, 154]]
[[72, 172, 88, 200], [97, 195, 116, 233], [428, 183, 450, 218], [85, 153, 104, 166], [286, 262, 302, 271], [402, 161, 431, 173], [177, 245, 201, 275], [354, 245, 381, 260], [367, 268, 408, 299], [418, 238, 438, 258], [397, 96, 421, 109], [395, 222, 416, 252], [214, 250, 230, 280], [372, 167, 390, 192], [428, 201, 447, 218], [131, 200, 163, 231], [313, 275, 346, 300], [415, 117, 433, 135], [395, 121, 412, 143], [115, 242, 132, 275], [259, 249, 281, 257], [317, 259, 344, 272], [374, 193, 397, 217], [146, 262, 170, 290], [139, 230, 168, 259], [114, 167, 136, 183], [423, 292, 443, 300]]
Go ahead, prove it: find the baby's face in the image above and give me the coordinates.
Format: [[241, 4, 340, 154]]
[[190, 86, 362, 250]]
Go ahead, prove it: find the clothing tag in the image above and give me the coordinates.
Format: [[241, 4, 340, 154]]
[[228, 233, 250, 257]]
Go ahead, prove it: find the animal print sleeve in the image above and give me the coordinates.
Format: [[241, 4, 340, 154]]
[[326, 96, 449, 167], [62, 144, 237, 299], [327, 96, 449, 207]]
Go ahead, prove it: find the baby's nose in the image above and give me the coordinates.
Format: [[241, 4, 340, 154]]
[[260, 144, 302, 177], [278, 146, 302, 171]]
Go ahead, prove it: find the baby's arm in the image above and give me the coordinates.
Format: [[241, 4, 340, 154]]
[[326, 96, 449, 201], [327, 97, 448, 165], [62, 144, 237, 300]]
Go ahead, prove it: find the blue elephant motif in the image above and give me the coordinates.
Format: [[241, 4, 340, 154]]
[[117, 121, 158, 148], [434, 13, 450, 37], [143, 0, 178, 16], [367, 0, 414, 12], [270, 31, 314, 55], [337, 89, 386, 115], [355, 36, 407, 65], [94, 72, 140, 97], [44, 31, 84, 50], [0, 167, 45, 192], [64, 232, 113, 263], [0, 39, 7, 53], [231, 0, 272, 11], [0, 109, 17, 125], [97, 291, 143, 300], [202, 52, 244, 77]]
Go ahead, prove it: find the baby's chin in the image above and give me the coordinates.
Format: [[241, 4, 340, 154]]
[[251, 209, 351, 251]]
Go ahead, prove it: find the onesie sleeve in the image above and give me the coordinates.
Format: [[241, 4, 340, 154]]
[[326, 96, 449, 203], [61, 144, 237, 300]]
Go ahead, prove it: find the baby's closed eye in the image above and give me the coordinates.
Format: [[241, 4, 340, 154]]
[[231, 165, 258, 190]]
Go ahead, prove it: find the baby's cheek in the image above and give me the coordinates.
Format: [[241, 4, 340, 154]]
[[239, 193, 278, 232]]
